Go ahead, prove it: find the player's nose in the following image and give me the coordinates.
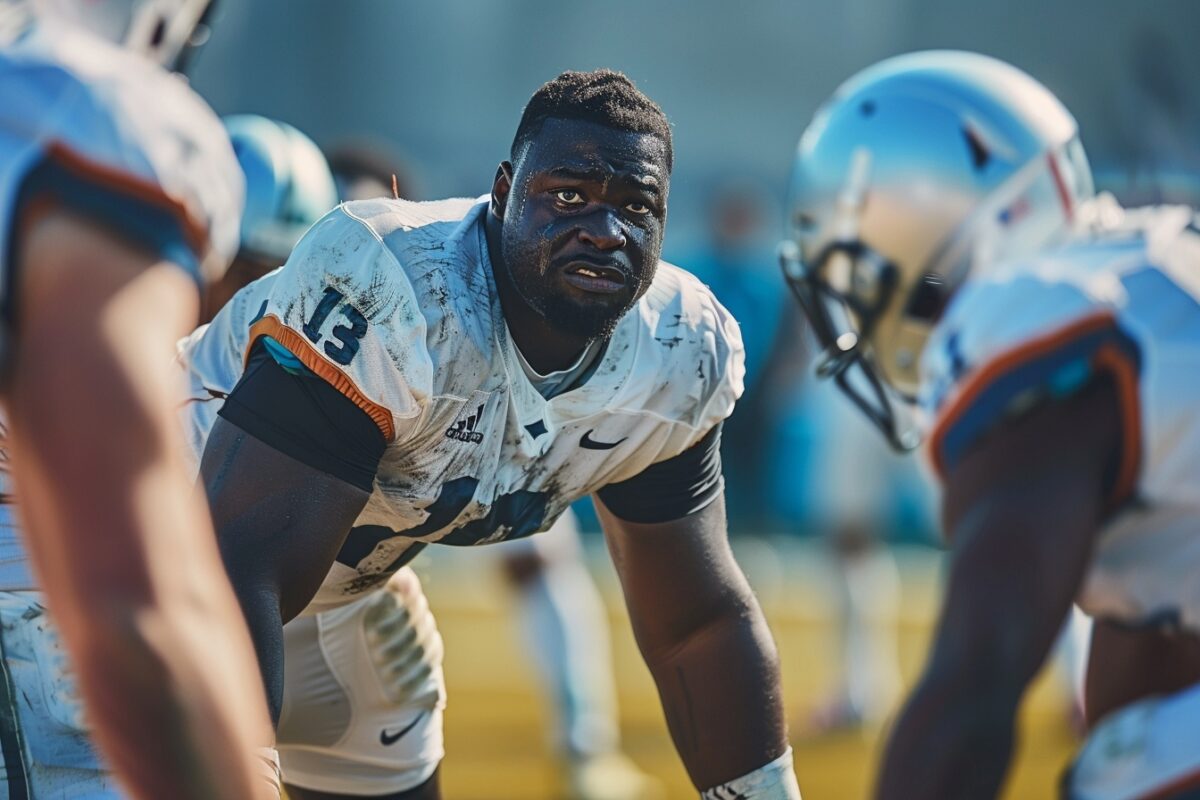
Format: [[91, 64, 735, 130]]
[[577, 209, 627, 251]]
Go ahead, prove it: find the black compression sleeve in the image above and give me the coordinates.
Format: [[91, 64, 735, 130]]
[[217, 341, 386, 492], [596, 423, 724, 524]]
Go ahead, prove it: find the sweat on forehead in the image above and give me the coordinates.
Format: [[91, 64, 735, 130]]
[[510, 69, 674, 173]]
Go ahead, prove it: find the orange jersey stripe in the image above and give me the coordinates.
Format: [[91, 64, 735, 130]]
[[1138, 765, 1200, 800], [246, 315, 396, 442], [929, 309, 1141, 508], [42, 141, 209, 254]]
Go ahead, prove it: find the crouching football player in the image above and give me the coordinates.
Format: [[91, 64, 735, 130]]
[[188, 69, 802, 799], [783, 51, 1200, 799]]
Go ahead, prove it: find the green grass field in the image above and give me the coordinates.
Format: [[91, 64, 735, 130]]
[[417, 537, 1078, 800]]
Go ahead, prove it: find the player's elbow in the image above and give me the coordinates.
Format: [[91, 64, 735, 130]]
[[638, 587, 770, 669], [61, 595, 183, 703]]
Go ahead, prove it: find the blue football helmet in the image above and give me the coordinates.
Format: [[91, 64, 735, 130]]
[[782, 50, 1094, 449], [223, 114, 338, 266]]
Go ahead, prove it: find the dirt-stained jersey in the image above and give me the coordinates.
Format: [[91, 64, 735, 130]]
[[921, 202, 1200, 633], [0, 15, 242, 590], [183, 197, 744, 612]]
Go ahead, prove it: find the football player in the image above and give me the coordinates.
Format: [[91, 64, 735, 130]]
[[0, 2, 276, 798], [782, 50, 1200, 799], [185, 69, 802, 800], [328, 141, 660, 800]]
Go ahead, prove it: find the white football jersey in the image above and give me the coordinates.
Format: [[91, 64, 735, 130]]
[[0, 16, 242, 590], [921, 202, 1200, 633], [182, 197, 744, 612]]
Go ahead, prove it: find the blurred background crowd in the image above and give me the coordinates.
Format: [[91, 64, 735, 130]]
[[187, 2, 1199, 797]]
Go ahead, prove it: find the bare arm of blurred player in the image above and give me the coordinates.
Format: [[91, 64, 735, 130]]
[[596, 490, 791, 792], [874, 377, 1119, 800], [8, 214, 279, 800]]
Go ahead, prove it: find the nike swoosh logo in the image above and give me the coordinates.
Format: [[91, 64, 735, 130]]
[[380, 711, 425, 746], [580, 430, 627, 450]]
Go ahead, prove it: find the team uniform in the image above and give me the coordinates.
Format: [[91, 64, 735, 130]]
[[177, 195, 743, 792], [0, 11, 243, 797], [921, 203, 1200, 800]]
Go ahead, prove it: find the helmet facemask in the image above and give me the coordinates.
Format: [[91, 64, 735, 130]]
[[781, 231, 922, 452], [784, 130, 1091, 453]]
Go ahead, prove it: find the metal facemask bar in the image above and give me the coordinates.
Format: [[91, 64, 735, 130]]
[[780, 240, 919, 452], [782, 147, 920, 451], [168, 0, 217, 73]]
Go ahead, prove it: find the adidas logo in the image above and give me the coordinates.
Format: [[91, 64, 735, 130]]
[[445, 404, 485, 444]]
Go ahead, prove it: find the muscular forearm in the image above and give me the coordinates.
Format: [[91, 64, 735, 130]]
[[600, 493, 794, 794], [876, 665, 1020, 800], [642, 597, 788, 791]]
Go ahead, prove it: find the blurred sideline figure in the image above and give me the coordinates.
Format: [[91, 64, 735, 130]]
[[686, 179, 921, 734], [679, 181, 785, 529], [793, 382, 923, 734], [0, 2, 278, 798], [327, 142, 416, 209], [330, 141, 660, 800], [783, 50, 1200, 799]]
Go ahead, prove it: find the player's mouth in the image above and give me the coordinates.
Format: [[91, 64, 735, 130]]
[[561, 261, 628, 295]]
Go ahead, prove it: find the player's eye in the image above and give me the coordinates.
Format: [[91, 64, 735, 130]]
[[625, 202, 652, 216], [553, 189, 585, 206]]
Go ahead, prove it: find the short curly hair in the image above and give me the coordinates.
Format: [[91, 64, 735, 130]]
[[511, 69, 673, 172]]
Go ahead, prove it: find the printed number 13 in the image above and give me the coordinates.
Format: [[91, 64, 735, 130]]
[[302, 287, 368, 366]]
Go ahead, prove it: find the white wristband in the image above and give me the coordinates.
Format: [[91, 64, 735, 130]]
[[700, 747, 803, 800]]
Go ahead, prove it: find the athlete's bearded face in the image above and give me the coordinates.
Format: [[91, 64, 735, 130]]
[[494, 118, 669, 341]]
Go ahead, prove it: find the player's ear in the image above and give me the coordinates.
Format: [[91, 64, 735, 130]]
[[491, 162, 513, 219]]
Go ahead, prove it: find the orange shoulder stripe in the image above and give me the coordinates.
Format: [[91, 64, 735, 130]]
[[43, 141, 209, 254], [1137, 765, 1200, 800], [929, 309, 1142, 508], [247, 315, 396, 442]]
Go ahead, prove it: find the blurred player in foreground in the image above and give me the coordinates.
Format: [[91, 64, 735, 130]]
[[0, 2, 276, 797], [330, 142, 660, 800], [783, 50, 1200, 799], [184, 69, 799, 799]]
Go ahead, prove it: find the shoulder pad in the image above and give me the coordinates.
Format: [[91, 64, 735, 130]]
[[922, 266, 1141, 503], [0, 25, 242, 280], [629, 261, 746, 433]]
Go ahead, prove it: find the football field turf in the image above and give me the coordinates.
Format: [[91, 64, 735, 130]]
[[414, 538, 1078, 800]]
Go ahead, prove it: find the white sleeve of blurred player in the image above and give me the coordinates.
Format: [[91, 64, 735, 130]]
[[0, 18, 243, 285]]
